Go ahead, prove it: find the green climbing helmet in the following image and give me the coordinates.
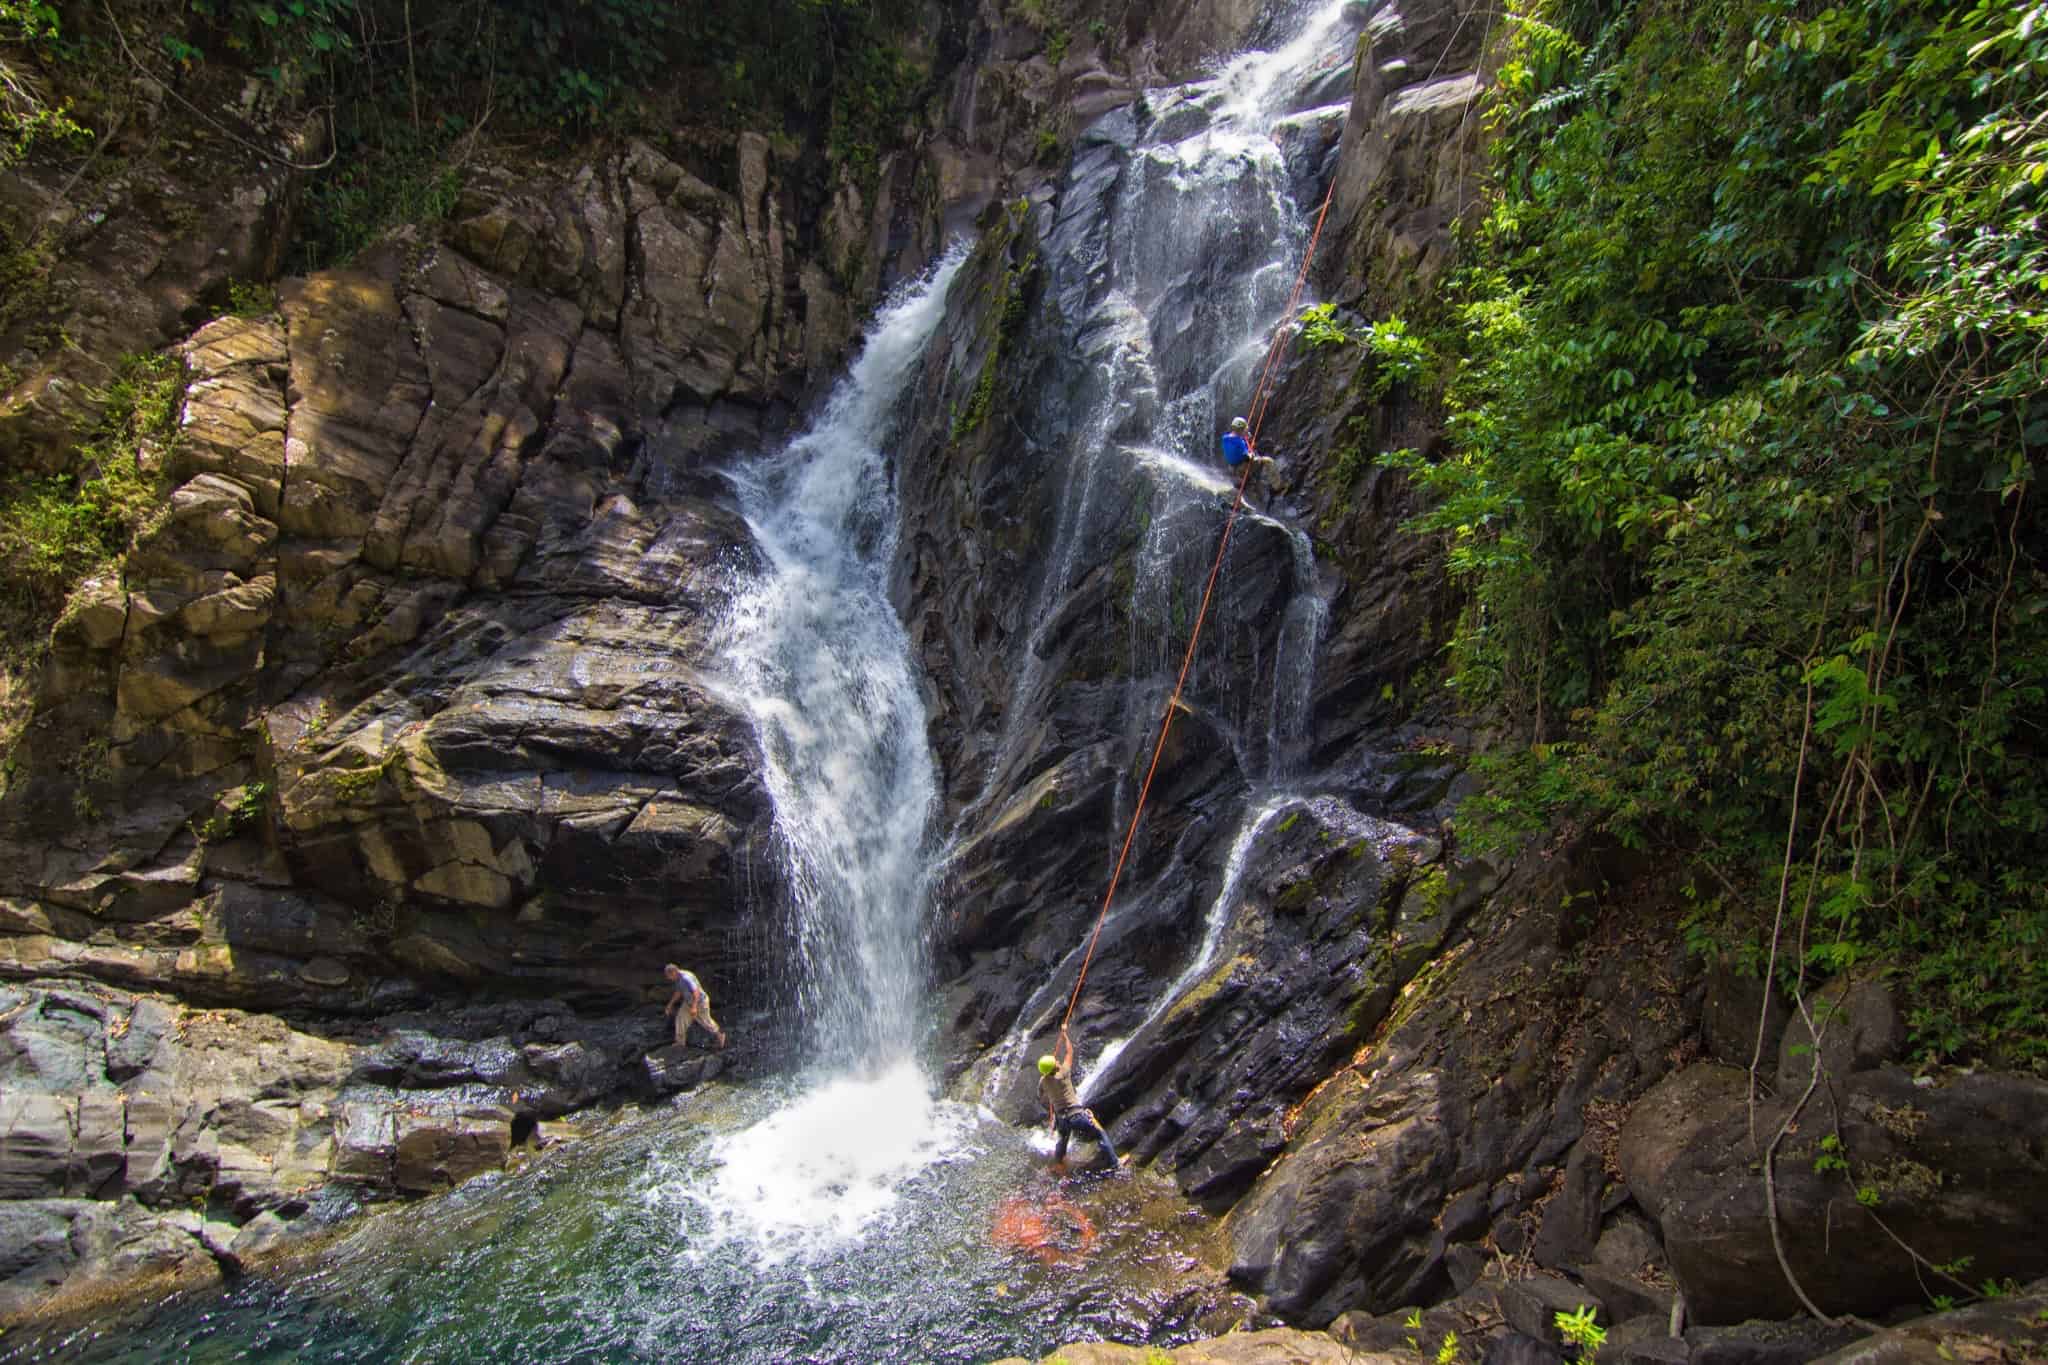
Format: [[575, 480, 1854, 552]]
[[1037, 1054, 1058, 1075]]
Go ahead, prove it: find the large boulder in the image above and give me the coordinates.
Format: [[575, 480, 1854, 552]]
[[1619, 1063, 2048, 1324], [1808, 1279, 2048, 1363]]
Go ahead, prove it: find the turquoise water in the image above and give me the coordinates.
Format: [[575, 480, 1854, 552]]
[[10, 1075, 1248, 1364]]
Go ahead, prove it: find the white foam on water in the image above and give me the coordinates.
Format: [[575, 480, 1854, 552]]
[[680, 1061, 980, 1265]]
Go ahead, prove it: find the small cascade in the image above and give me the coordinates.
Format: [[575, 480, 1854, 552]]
[[1266, 524, 1329, 776], [1080, 794, 1295, 1098], [1079, 793, 1405, 1101], [967, 0, 1358, 1093]]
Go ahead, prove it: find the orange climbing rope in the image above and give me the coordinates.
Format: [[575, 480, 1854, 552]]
[[1058, 179, 1341, 1036]]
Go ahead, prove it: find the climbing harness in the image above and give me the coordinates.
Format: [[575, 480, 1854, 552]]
[[1056, 180, 1340, 1038]]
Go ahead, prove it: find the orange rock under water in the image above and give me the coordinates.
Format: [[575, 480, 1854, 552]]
[[990, 1192, 1100, 1266]]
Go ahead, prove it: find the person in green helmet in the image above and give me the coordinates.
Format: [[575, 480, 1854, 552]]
[[1036, 1028, 1122, 1172]]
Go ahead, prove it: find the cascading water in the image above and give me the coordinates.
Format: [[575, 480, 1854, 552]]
[[13, 5, 1381, 1360], [715, 249, 961, 1067], [686, 247, 975, 1260], [964, 0, 1363, 1105]]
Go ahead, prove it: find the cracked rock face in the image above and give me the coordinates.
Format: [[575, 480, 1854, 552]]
[[0, 137, 890, 1020]]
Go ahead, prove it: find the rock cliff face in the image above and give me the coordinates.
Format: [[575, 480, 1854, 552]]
[[892, 0, 1490, 1222], [0, 130, 916, 1311], [2, 138, 830, 1015]]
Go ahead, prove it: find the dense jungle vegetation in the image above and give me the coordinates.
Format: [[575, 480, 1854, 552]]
[[2, 0, 929, 263], [1386, 0, 2046, 1069]]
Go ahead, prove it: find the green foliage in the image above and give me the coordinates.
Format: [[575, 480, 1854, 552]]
[[953, 245, 1037, 441], [0, 351, 185, 617], [0, 1, 88, 167], [1812, 1133, 1849, 1175], [1299, 306, 1434, 399], [1298, 301, 1353, 350], [825, 33, 925, 190], [0, 209, 64, 352], [288, 109, 462, 270], [226, 279, 277, 317], [196, 781, 270, 842], [1556, 1304, 1606, 1355], [1399, 0, 2048, 1069], [66, 1, 929, 266], [184, 0, 355, 89], [1361, 316, 1431, 398]]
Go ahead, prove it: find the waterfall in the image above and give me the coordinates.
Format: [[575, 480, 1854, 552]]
[[717, 247, 968, 1065], [960, 0, 1360, 1106], [690, 248, 974, 1260]]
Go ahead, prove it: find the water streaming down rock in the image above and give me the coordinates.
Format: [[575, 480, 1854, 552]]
[[949, 5, 1360, 828], [691, 249, 979, 1259], [716, 247, 969, 1067], [947, 0, 1363, 1112]]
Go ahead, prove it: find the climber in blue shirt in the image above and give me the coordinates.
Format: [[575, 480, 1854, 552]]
[[1220, 416, 1276, 510]]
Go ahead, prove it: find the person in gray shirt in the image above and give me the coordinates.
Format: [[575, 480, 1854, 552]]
[[662, 963, 728, 1049]]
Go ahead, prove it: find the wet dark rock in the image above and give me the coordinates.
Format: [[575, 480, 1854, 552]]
[[392, 1109, 514, 1194], [103, 997, 178, 1082], [1594, 1317, 1677, 1365], [1444, 1244, 1489, 1294], [1482, 1334, 1568, 1365], [1532, 1137, 1605, 1271], [1612, 1338, 1689, 1365], [1575, 1266, 1673, 1330], [519, 1041, 621, 1115], [1331, 1299, 1485, 1356], [1774, 977, 1905, 1095], [0, 1196, 219, 1320], [642, 1045, 724, 1094], [1500, 1272, 1607, 1349], [1684, 1318, 1867, 1364], [355, 1030, 523, 1089], [1592, 1208, 1665, 1278], [226, 1208, 298, 1261], [0, 1093, 75, 1198], [1218, 839, 1716, 1326], [1807, 1278, 2048, 1363], [1620, 1063, 2048, 1325], [1698, 958, 1790, 1071]]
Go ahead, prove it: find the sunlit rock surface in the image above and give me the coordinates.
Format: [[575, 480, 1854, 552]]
[[988, 1326, 1414, 1363]]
